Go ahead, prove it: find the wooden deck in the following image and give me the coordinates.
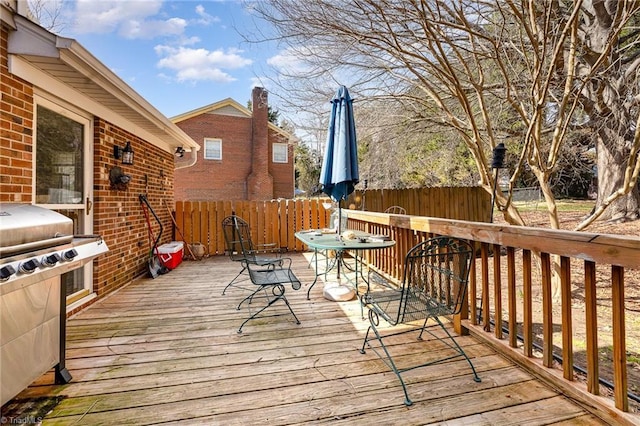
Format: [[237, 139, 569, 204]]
[[7, 253, 607, 425]]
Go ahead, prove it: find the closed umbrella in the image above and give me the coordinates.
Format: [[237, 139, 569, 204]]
[[319, 86, 359, 283], [320, 85, 359, 235]]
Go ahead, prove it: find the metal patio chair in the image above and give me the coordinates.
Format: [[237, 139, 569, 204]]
[[384, 205, 406, 215], [223, 215, 302, 333], [238, 258, 302, 333], [359, 236, 481, 406], [221, 215, 284, 295]]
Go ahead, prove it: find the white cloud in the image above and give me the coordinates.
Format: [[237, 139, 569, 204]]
[[71, 1, 251, 84], [180, 36, 201, 46], [119, 17, 187, 39], [267, 48, 308, 73], [73, 0, 187, 39], [175, 67, 234, 83], [72, 2, 220, 39], [73, 0, 164, 35], [194, 4, 220, 25], [155, 45, 253, 83]]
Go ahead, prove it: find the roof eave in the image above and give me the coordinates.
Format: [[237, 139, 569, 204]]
[[7, 13, 200, 154]]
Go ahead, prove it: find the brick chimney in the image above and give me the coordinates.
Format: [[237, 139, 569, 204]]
[[247, 87, 274, 200]]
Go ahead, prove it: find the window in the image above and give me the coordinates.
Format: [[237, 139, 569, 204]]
[[36, 105, 85, 204], [204, 138, 222, 160], [273, 143, 288, 163]]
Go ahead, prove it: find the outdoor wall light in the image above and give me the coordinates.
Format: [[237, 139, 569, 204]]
[[114, 141, 134, 165], [175, 147, 185, 157]]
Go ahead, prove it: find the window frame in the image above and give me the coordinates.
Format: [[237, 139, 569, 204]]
[[34, 93, 95, 309], [272, 143, 288, 163]]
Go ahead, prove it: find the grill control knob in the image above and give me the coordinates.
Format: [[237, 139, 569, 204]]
[[63, 249, 78, 261], [19, 258, 40, 274], [0, 265, 16, 281], [42, 252, 62, 267]]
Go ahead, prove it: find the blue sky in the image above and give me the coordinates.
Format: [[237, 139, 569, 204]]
[[54, 0, 283, 118]]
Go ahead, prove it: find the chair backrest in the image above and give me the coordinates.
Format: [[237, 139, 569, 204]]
[[384, 205, 406, 215], [400, 236, 473, 322], [222, 215, 256, 262]]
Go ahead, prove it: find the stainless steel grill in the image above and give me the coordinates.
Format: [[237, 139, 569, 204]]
[[0, 204, 109, 406], [0, 204, 73, 256]]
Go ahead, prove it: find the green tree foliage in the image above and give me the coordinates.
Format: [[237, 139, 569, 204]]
[[294, 143, 321, 196]]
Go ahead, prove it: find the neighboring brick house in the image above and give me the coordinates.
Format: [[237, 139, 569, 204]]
[[1, 2, 199, 314], [172, 87, 296, 201]]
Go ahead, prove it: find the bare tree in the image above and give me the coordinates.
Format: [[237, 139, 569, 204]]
[[26, 0, 67, 33], [248, 0, 640, 230]]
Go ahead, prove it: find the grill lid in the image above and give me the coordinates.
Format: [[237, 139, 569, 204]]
[[0, 204, 73, 257]]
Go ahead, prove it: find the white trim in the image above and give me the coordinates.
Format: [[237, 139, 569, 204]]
[[171, 98, 294, 141], [33, 95, 94, 222], [1, 2, 17, 30], [33, 96, 95, 298], [66, 292, 97, 314], [273, 143, 288, 163], [34, 91, 92, 123]]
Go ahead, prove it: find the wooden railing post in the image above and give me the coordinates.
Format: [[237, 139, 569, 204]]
[[584, 260, 599, 395], [612, 265, 628, 411]]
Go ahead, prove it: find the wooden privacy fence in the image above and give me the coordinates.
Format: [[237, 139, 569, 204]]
[[346, 186, 490, 220], [173, 187, 490, 255], [344, 209, 640, 425], [174, 199, 332, 256]]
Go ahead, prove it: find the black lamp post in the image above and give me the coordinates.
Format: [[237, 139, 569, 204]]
[[361, 179, 368, 210], [490, 142, 506, 222]]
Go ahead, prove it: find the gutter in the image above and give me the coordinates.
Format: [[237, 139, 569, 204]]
[[175, 150, 198, 170]]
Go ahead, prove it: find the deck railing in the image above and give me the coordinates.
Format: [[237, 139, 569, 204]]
[[343, 209, 639, 425]]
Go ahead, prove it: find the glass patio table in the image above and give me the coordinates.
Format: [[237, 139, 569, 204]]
[[295, 230, 396, 302]]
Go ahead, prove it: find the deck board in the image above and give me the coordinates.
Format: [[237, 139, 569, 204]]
[[7, 254, 605, 425]]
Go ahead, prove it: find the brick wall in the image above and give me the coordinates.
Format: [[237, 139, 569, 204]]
[[174, 113, 254, 200], [0, 24, 34, 203], [174, 88, 294, 201], [269, 130, 295, 199], [92, 118, 175, 301]]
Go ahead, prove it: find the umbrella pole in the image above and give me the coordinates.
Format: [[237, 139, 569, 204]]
[[337, 201, 342, 279]]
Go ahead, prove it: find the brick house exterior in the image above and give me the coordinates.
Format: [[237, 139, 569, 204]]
[[172, 87, 296, 201], [1, 3, 199, 314]]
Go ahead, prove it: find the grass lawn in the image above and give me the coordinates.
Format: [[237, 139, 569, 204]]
[[513, 198, 594, 213]]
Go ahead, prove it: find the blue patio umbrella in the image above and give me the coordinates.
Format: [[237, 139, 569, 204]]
[[320, 85, 359, 235]]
